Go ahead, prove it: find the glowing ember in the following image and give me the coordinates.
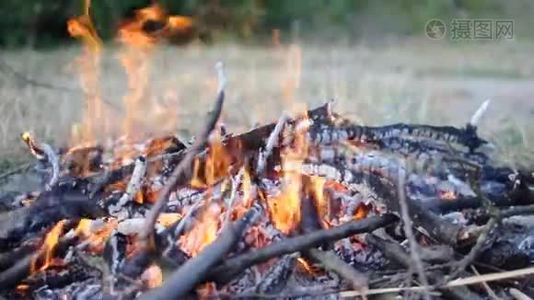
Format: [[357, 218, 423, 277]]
[[157, 213, 182, 227], [74, 218, 118, 253], [180, 203, 221, 256], [141, 264, 163, 288]]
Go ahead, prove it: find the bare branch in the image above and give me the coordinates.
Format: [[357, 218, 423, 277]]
[[140, 62, 226, 249], [207, 214, 398, 284]]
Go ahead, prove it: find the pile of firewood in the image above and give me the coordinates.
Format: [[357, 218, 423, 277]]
[[1, 63, 534, 299]]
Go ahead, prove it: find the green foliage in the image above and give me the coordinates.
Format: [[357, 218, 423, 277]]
[[0, 0, 529, 48]]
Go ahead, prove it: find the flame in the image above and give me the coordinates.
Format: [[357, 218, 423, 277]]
[[15, 284, 29, 296], [117, 4, 157, 140], [354, 203, 371, 220], [118, 4, 194, 47], [157, 213, 182, 227], [180, 203, 221, 256], [241, 169, 252, 208], [31, 220, 66, 273], [142, 264, 163, 288], [167, 16, 194, 34], [191, 138, 232, 188], [297, 257, 319, 275], [281, 44, 302, 106], [67, 0, 104, 144], [308, 176, 329, 227], [21, 132, 45, 159], [75, 218, 118, 253], [117, 4, 193, 139], [267, 113, 309, 234]]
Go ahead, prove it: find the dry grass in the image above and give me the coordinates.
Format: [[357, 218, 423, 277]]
[[1, 38, 533, 169]]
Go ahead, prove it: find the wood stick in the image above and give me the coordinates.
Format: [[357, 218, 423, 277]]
[[139, 205, 260, 300], [306, 248, 368, 290], [341, 266, 534, 298], [366, 234, 482, 300], [109, 156, 147, 215], [256, 113, 288, 176], [396, 167, 431, 300], [0, 254, 33, 290], [207, 214, 398, 284], [140, 62, 226, 250]]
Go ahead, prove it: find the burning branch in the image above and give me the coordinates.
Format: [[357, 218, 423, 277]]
[[140, 61, 226, 250], [140, 204, 260, 299], [21, 132, 60, 190], [256, 113, 289, 176], [207, 214, 398, 284], [109, 156, 147, 217]]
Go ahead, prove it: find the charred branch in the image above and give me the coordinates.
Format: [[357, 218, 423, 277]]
[[140, 204, 260, 299], [207, 214, 398, 284], [140, 62, 226, 250]]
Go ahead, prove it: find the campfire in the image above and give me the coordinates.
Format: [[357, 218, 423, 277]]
[[2, 3, 534, 300]]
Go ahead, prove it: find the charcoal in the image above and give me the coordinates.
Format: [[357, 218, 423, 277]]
[[255, 254, 297, 294]]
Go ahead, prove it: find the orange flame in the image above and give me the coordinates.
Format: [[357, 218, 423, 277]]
[[75, 218, 118, 253], [308, 176, 329, 227], [157, 213, 182, 227], [267, 113, 309, 234], [67, 0, 105, 144], [180, 203, 221, 256], [31, 220, 66, 273], [142, 264, 163, 288], [354, 203, 371, 220], [281, 44, 302, 106], [191, 138, 232, 188], [118, 4, 194, 47], [117, 4, 194, 139]]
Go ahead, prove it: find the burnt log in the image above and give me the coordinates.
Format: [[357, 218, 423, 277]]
[[139, 204, 260, 300], [207, 214, 398, 285], [0, 183, 104, 250]]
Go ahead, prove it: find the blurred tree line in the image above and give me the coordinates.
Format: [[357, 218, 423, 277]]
[[0, 0, 532, 48]]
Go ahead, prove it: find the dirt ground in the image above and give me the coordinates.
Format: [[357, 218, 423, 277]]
[[0, 38, 533, 172]]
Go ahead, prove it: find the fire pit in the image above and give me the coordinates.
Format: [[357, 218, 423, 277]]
[[1, 3, 534, 300]]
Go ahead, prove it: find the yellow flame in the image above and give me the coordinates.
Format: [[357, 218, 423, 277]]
[[142, 264, 163, 288], [157, 213, 182, 227], [180, 203, 221, 256], [31, 220, 65, 273], [67, 0, 105, 144], [191, 138, 232, 188], [74, 218, 118, 253], [282, 44, 302, 107], [267, 112, 309, 234]]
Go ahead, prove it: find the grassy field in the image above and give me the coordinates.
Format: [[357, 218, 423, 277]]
[[1, 38, 533, 171]]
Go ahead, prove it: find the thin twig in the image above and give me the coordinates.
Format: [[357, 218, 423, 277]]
[[396, 164, 431, 300], [207, 214, 398, 284], [140, 62, 226, 250], [341, 266, 534, 297], [509, 288, 533, 300], [449, 217, 498, 280], [0, 57, 120, 110], [139, 205, 260, 300], [256, 113, 289, 176], [470, 265, 499, 300], [306, 248, 368, 291], [0, 162, 31, 181]]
